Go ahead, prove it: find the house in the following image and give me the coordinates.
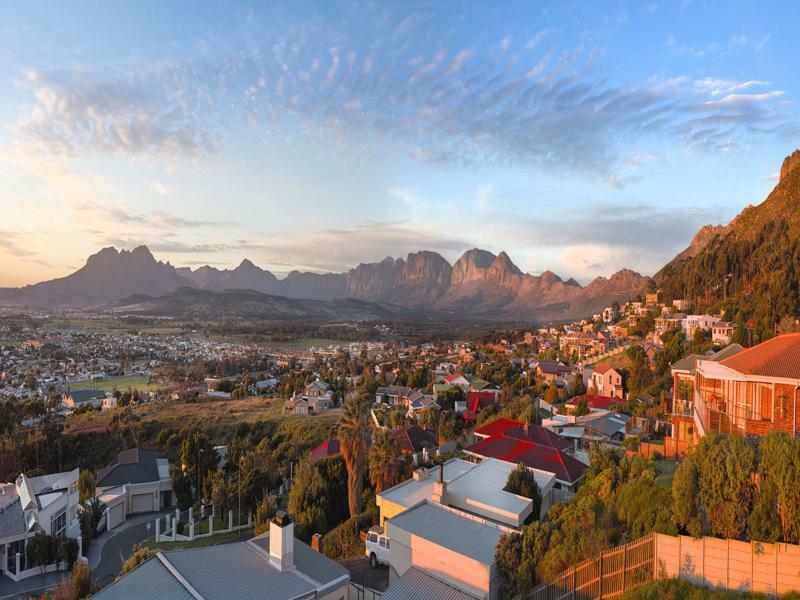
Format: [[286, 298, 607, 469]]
[[96, 448, 173, 530], [376, 458, 554, 528], [254, 378, 279, 393], [668, 344, 744, 456], [376, 386, 413, 406], [62, 389, 107, 409], [405, 391, 439, 418], [392, 424, 437, 455], [383, 500, 508, 600], [684, 334, 800, 444], [93, 512, 349, 600], [712, 322, 736, 345], [589, 364, 623, 399], [683, 314, 721, 339], [642, 342, 663, 364], [530, 360, 574, 386], [285, 380, 333, 415], [309, 439, 340, 463], [0, 469, 80, 579], [443, 373, 470, 389], [565, 394, 621, 414], [546, 410, 632, 449], [464, 421, 587, 492], [102, 395, 118, 410], [462, 389, 501, 421]]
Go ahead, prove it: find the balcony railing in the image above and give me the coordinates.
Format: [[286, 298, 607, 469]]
[[672, 399, 693, 418]]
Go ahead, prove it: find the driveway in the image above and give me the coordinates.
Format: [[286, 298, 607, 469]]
[[340, 557, 390, 592], [88, 513, 165, 587]]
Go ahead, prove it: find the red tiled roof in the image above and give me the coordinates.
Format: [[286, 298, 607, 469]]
[[566, 394, 620, 410], [592, 363, 617, 374], [464, 437, 586, 484], [474, 417, 522, 438], [310, 439, 340, 462], [444, 373, 466, 383], [719, 333, 800, 379], [504, 425, 572, 451]]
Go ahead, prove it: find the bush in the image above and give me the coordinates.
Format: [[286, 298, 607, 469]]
[[320, 511, 377, 561], [72, 561, 92, 598], [176, 521, 185, 535], [120, 545, 155, 575]]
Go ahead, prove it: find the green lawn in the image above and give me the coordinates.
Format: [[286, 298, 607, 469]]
[[655, 458, 679, 488], [68, 375, 163, 393], [144, 528, 253, 551]]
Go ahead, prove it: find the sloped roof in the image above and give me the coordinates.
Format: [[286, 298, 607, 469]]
[[566, 395, 620, 411], [464, 437, 586, 484], [392, 424, 437, 453], [92, 555, 195, 600], [592, 363, 618, 375], [96, 448, 161, 487], [386, 502, 504, 565], [381, 567, 479, 600], [720, 334, 800, 378]]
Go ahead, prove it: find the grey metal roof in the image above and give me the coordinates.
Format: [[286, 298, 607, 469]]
[[386, 502, 504, 565], [0, 497, 26, 540], [96, 448, 161, 487], [250, 534, 349, 587], [381, 567, 479, 600], [92, 556, 195, 600], [162, 544, 314, 600]]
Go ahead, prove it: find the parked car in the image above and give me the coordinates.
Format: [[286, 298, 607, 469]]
[[365, 526, 390, 568]]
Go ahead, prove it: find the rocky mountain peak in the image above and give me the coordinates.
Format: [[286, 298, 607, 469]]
[[780, 149, 800, 182]]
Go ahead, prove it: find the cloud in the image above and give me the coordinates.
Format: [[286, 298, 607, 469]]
[[152, 181, 170, 195], [9, 14, 795, 181]]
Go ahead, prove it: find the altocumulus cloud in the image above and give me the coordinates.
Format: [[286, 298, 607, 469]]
[[11, 9, 797, 179]]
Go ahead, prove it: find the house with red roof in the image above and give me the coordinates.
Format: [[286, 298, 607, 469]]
[[465, 418, 586, 491], [462, 389, 501, 422], [565, 394, 621, 414], [443, 373, 470, 389], [685, 333, 800, 443]]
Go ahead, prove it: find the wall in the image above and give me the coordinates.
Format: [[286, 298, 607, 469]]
[[655, 533, 800, 596]]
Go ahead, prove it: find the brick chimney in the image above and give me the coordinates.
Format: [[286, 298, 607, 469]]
[[269, 510, 294, 570], [432, 462, 447, 505], [311, 533, 322, 552]]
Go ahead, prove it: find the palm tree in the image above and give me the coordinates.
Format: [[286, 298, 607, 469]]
[[368, 429, 401, 493], [338, 394, 371, 517]]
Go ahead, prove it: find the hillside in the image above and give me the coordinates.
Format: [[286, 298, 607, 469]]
[[114, 287, 397, 322], [657, 150, 800, 342]]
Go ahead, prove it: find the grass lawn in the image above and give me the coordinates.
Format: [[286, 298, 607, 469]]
[[655, 458, 679, 488], [194, 509, 247, 535], [68, 375, 163, 393], [144, 528, 253, 551]]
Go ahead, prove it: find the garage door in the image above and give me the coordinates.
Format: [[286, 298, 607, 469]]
[[130, 493, 154, 514], [108, 502, 125, 530]]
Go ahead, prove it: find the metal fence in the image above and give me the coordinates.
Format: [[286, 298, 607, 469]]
[[515, 534, 656, 600]]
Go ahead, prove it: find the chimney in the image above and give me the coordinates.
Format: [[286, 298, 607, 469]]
[[269, 511, 294, 570], [432, 462, 447, 505], [311, 533, 322, 552]]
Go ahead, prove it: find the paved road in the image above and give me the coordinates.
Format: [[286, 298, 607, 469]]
[[91, 521, 151, 586]]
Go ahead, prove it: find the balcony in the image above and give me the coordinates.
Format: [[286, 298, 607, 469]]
[[672, 399, 693, 418]]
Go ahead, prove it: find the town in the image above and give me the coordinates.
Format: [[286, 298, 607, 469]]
[[0, 285, 798, 599]]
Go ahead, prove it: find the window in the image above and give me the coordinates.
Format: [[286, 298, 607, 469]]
[[379, 538, 389, 549], [51, 510, 67, 538], [367, 533, 377, 544]]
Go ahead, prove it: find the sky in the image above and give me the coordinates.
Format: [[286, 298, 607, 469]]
[[1, 0, 798, 287]]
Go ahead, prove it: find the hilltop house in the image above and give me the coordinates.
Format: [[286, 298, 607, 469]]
[[62, 389, 108, 410], [285, 380, 333, 415], [93, 512, 349, 600], [676, 334, 800, 447], [464, 419, 587, 493], [96, 448, 173, 530], [589, 364, 624, 399], [0, 469, 80, 579]]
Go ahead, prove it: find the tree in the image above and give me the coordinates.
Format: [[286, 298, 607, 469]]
[[169, 464, 192, 510], [179, 432, 219, 502], [338, 395, 371, 517], [368, 429, 402, 493], [72, 561, 92, 599], [287, 460, 329, 539], [437, 410, 456, 445], [573, 396, 590, 417], [756, 431, 800, 543], [77, 470, 96, 503], [505, 463, 542, 521]]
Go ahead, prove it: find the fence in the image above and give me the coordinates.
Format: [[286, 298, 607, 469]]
[[348, 582, 382, 600], [515, 533, 800, 600]]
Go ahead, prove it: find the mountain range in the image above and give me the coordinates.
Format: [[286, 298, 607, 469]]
[[4, 149, 799, 324], [0, 245, 648, 322]]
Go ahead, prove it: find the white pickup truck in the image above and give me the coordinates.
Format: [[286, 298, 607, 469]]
[[365, 526, 390, 568]]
